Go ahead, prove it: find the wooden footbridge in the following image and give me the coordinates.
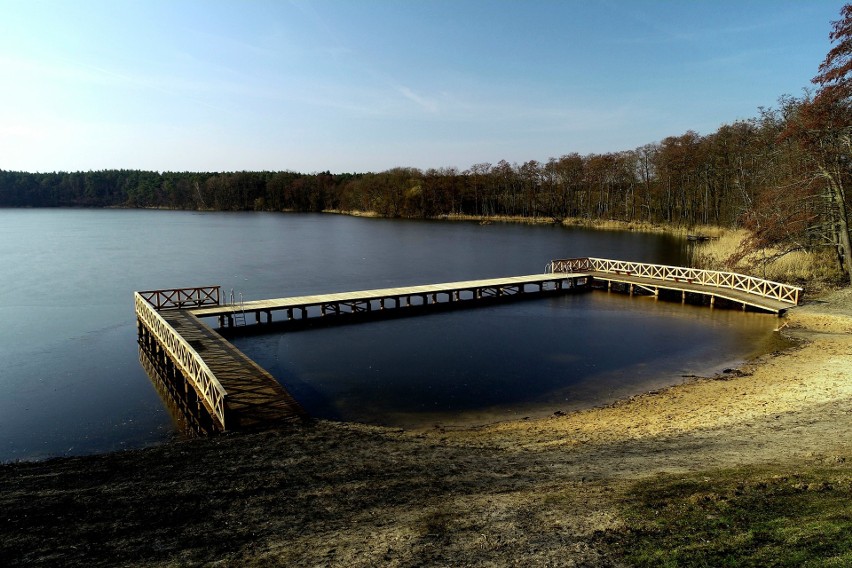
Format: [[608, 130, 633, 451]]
[[134, 258, 801, 433], [547, 257, 802, 313]]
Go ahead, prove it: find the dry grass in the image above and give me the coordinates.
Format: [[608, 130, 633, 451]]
[[562, 218, 675, 233], [682, 224, 728, 238], [323, 209, 381, 218], [324, 209, 733, 239], [692, 229, 843, 288], [441, 213, 558, 225]]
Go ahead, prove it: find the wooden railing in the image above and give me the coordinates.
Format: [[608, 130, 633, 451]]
[[546, 257, 802, 305], [134, 292, 229, 429], [137, 286, 220, 311]]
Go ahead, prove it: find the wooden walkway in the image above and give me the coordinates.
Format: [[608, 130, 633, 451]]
[[135, 291, 306, 432], [161, 311, 306, 429], [548, 257, 802, 314], [190, 273, 591, 329], [588, 272, 793, 312], [134, 259, 801, 433]]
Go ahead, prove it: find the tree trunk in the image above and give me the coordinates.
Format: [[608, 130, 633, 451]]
[[834, 184, 852, 285], [822, 165, 852, 284]]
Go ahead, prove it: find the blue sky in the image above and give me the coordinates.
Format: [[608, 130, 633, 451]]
[[0, 0, 843, 173]]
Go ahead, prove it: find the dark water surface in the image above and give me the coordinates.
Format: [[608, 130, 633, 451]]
[[0, 209, 784, 462], [232, 294, 785, 428]]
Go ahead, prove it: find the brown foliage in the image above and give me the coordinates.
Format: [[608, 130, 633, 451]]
[[813, 3, 852, 108]]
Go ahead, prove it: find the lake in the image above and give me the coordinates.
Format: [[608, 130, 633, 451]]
[[0, 209, 785, 462]]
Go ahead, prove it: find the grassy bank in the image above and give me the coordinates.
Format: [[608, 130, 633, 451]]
[[606, 463, 852, 567]]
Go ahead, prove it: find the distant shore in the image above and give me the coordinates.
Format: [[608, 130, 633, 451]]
[[102, 204, 718, 237], [2, 287, 850, 566], [323, 207, 713, 235]]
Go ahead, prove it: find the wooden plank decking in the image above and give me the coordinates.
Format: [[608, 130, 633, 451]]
[[158, 310, 306, 429], [190, 273, 590, 327]]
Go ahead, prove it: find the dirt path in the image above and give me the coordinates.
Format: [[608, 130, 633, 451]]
[[1, 290, 850, 567]]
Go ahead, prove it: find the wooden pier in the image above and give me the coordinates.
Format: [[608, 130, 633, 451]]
[[546, 257, 802, 314], [134, 259, 801, 433], [135, 290, 307, 432], [190, 273, 591, 329]]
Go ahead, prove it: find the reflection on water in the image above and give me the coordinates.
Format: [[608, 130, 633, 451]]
[[0, 208, 780, 461], [137, 343, 217, 437]]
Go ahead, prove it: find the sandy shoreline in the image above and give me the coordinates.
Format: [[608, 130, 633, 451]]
[[2, 289, 850, 566]]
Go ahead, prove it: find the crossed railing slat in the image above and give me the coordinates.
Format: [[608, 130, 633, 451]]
[[138, 286, 220, 311], [134, 292, 228, 429], [546, 257, 802, 305]]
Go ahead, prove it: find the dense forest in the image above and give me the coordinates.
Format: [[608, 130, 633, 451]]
[[2, 5, 852, 283]]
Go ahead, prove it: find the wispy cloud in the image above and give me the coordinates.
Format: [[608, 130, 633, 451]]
[[0, 52, 245, 116], [394, 85, 439, 113], [601, 0, 780, 46]]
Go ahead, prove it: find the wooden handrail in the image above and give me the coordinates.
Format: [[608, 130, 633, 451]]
[[134, 292, 229, 428], [547, 257, 802, 305], [545, 257, 593, 274], [137, 286, 220, 311]]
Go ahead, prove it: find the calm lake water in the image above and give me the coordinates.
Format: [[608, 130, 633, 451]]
[[0, 209, 785, 462]]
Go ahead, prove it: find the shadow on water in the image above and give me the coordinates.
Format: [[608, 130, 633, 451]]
[[213, 285, 589, 338], [137, 343, 219, 437]]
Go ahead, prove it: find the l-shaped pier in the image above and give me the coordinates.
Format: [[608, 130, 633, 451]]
[[134, 258, 802, 434]]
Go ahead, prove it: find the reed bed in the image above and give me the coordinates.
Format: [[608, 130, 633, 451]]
[[692, 229, 843, 289]]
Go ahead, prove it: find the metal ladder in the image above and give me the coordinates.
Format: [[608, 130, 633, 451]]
[[229, 289, 246, 327]]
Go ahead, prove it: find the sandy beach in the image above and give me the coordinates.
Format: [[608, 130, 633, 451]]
[[2, 288, 850, 566]]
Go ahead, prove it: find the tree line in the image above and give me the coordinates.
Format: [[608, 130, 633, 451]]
[[0, 105, 825, 227], [2, 5, 851, 283]]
